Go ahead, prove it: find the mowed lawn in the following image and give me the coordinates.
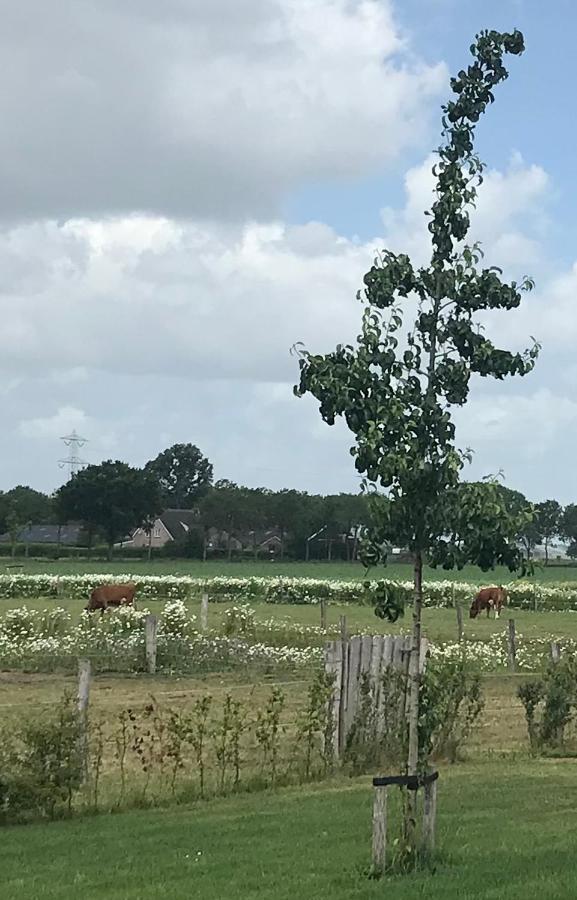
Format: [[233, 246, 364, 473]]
[[2, 760, 577, 900], [4, 557, 577, 583]]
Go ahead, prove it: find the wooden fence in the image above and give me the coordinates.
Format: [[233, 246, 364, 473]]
[[324, 633, 429, 758]]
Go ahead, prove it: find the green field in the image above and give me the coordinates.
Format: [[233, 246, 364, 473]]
[[1, 760, 575, 899], [3, 557, 577, 583], [4, 592, 577, 644]]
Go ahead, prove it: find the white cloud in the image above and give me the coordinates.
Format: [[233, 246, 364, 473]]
[[19, 406, 91, 439], [457, 388, 577, 460], [0, 215, 376, 382], [380, 153, 549, 270], [0, 0, 446, 223]]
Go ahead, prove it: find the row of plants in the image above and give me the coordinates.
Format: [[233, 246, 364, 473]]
[[2, 573, 577, 609], [0, 600, 572, 675], [0, 656, 481, 825], [0, 601, 322, 674]]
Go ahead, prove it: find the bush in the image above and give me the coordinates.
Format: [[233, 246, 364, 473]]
[[0, 696, 84, 821], [518, 659, 577, 752]]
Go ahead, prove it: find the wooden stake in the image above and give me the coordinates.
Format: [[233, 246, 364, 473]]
[[78, 657, 91, 718], [338, 616, 348, 756], [145, 614, 158, 675], [371, 785, 388, 876], [200, 593, 209, 632], [507, 619, 516, 672], [422, 778, 438, 853], [77, 658, 91, 774], [551, 641, 561, 664], [320, 596, 327, 630], [456, 603, 464, 642]]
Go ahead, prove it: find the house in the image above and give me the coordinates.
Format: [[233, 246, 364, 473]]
[[0, 524, 84, 546], [120, 509, 200, 549]]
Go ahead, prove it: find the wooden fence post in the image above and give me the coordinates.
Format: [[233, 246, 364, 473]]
[[145, 614, 158, 675], [371, 785, 388, 876], [456, 604, 464, 642], [338, 616, 348, 757], [320, 596, 327, 630], [324, 640, 343, 761], [422, 777, 438, 852], [507, 619, 516, 672], [77, 657, 91, 773], [551, 641, 561, 664], [200, 593, 209, 632]]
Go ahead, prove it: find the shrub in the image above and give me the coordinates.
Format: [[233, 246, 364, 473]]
[[519, 659, 577, 751]]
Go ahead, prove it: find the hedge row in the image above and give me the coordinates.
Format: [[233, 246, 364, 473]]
[[0, 573, 576, 610]]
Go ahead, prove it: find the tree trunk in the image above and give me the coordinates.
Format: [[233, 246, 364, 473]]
[[108, 541, 114, 562], [10, 537, 16, 559], [147, 530, 152, 562], [327, 539, 333, 562], [305, 539, 310, 562], [56, 524, 62, 560], [227, 532, 232, 562], [405, 550, 424, 849], [202, 529, 208, 562], [253, 533, 258, 562], [280, 530, 285, 561], [544, 537, 549, 566]]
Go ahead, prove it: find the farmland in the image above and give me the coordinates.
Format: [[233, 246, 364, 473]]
[[3, 557, 577, 582], [0, 568, 575, 897]]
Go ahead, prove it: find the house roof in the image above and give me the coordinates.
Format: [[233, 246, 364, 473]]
[[0, 524, 83, 545], [159, 509, 200, 542]]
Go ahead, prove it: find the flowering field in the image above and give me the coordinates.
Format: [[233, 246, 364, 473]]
[[3, 572, 577, 610], [0, 600, 323, 675], [0, 596, 571, 676]]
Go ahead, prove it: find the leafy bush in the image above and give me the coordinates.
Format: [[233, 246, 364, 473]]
[[518, 659, 577, 752], [419, 657, 484, 763], [220, 605, 256, 639], [0, 696, 84, 821]]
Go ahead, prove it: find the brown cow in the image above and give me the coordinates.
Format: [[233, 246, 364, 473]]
[[469, 586, 506, 619], [85, 583, 137, 615]]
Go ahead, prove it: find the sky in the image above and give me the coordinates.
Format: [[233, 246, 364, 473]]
[[1, 0, 576, 502]]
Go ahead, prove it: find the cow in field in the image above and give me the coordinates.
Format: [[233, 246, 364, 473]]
[[469, 586, 506, 619], [85, 583, 137, 614]]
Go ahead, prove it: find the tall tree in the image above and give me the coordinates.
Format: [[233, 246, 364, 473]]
[[534, 500, 562, 565], [494, 484, 540, 560], [144, 443, 213, 508], [0, 486, 54, 532], [295, 30, 537, 854], [271, 489, 307, 560], [56, 461, 161, 559], [561, 504, 577, 551]]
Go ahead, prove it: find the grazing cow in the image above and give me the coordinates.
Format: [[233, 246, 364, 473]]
[[85, 583, 137, 614], [469, 586, 506, 619]]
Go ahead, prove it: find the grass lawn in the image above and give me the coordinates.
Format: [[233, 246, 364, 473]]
[[3, 557, 577, 583], [2, 760, 577, 899]]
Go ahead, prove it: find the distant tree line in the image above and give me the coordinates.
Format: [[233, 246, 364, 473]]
[[1, 444, 576, 564]]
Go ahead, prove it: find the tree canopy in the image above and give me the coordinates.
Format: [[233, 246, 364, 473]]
[[144, 443, 213, 508], [56, 460, 162, 557]]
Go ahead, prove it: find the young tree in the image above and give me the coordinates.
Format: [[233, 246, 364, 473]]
[[56, 461, 162, 560], [295, 30, 538, 852], [534, 500, 562, 565], [144, 443, 213, 508]]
